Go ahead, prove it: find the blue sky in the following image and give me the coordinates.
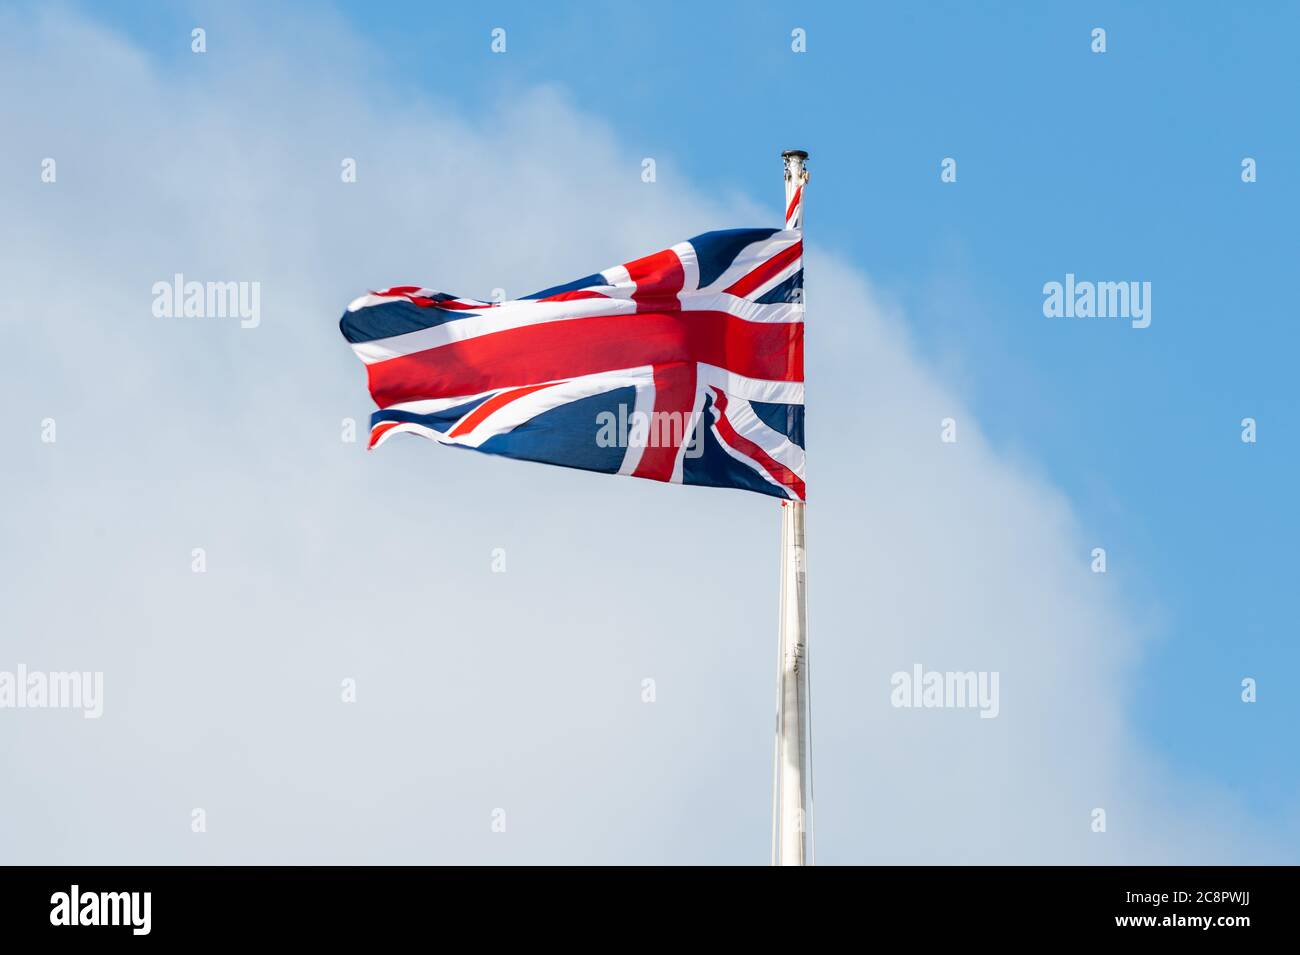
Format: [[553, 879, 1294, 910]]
[[2, 1, 1294, 861]]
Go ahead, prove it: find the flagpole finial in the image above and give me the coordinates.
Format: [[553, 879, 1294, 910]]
[[782, 149, 809, 184]]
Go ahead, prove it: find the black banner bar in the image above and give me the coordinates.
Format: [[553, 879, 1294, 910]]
[[0, 865, 1282, 941]]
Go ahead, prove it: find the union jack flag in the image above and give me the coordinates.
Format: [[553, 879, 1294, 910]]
[[339, 191, 806, 500]]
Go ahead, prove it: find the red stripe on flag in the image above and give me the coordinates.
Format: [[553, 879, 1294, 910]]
[[710, 388, 805, 500], [537, 290, 610, 303], [632, 362, 698, 482], [366, 310, 802, 408], [723, 240, 802, 299], [448, 381, 563, 438], [367, 420, 403, 449], [626, 248, 685, 312]]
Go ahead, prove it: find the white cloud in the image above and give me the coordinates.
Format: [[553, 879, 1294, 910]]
[[0, 7, 1289, 863]]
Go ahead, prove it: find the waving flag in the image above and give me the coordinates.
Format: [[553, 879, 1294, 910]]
[[339, 220, 806, 500]]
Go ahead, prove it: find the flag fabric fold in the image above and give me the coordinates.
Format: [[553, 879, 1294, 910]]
[[340, 222, 806, 500]]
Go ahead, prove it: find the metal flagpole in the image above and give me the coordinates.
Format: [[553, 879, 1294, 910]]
[[773, 149, 811, 866]]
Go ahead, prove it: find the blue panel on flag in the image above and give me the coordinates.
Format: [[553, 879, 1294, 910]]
[[523, 273, 609, 300], [476, 386, 635, 475], [754, 269, 803, 305], [750, 401, 805, 450], [340, 300, 477, 344], [690, 229, 780, 289]]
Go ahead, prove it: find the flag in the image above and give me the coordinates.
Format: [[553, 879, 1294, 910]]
[[339, 221, 805, 500]]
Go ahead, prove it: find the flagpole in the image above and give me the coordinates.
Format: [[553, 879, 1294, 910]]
[[774, 149, 811, 866]]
